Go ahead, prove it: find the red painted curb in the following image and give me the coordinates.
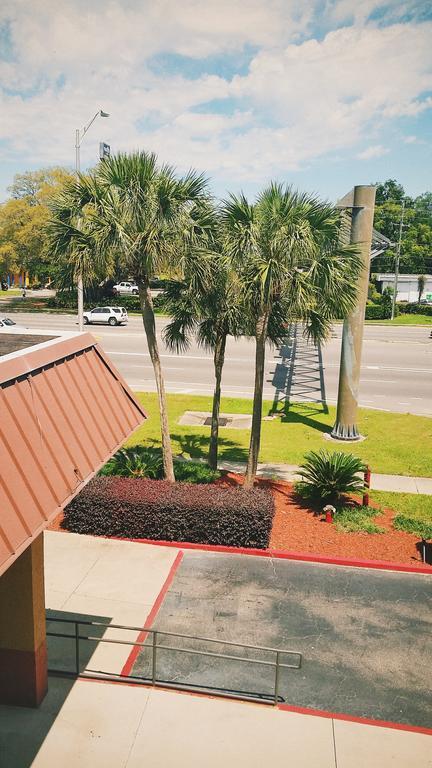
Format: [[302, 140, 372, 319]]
[[108, 535, 432, 575], [277, 703, 432, 736], [120, 550, 184, 677]]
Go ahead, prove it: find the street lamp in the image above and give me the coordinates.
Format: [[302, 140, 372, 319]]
[[75, 109, 109, 331]]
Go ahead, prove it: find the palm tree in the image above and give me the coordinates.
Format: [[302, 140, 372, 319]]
[[221, 184, 363, 489], [163, 236, 243, 470], [163, 203, 290, 471], [418, 274, 426, 303], [48, 152, 209, 482], [48, 175, 113, 297]]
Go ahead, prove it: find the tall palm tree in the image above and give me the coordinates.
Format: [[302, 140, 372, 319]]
[[221, 184, 363, 489], [163, 236, 243, 469], [48, 151, 209, 482], [48, 175, 113, 295], [163, 203, 290, 471]]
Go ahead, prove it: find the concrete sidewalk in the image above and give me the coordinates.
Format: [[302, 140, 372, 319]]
[[2, 678, 431, 768], [1, 531, 430, 768], [218, 460, 432, 495]]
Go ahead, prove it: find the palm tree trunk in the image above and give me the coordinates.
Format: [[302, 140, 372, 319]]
[[208, 333, 226, 470], [138, 280, 175, 482], [245, 311, 269, 489]]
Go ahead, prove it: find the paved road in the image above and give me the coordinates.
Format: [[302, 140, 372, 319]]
[[5, 312, 432, 416]]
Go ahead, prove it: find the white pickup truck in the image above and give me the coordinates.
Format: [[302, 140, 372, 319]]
[[113, 281, 139, 295]]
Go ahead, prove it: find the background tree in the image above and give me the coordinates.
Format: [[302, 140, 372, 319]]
[[373, 179, 432, 276], [0, 167, 74, 283], [222, 184, 363, 488]]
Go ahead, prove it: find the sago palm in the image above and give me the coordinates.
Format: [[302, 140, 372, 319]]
[[297, 450, 366, 504], [221, 183, 363, 488]]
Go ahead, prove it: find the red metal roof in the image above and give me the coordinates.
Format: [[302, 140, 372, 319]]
[[0, 333, 146, 577]]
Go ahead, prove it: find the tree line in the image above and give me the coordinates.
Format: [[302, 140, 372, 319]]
[[373, 179, 432, 275]]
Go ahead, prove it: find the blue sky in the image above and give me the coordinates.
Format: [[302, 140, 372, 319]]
[[0, 0, 431, 203]]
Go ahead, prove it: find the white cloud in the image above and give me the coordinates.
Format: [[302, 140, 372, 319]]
[[403, 135, 418, 144], [0, 2, 431, 193], [357, 144, 390, 160]]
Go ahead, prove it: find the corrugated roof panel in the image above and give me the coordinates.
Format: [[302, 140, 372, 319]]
[[0, 335, 146, 577]]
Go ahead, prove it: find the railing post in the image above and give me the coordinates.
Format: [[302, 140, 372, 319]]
[[75, 621, 80, 675], [274, 651, 280, 705], [152, 631, 157, 685]]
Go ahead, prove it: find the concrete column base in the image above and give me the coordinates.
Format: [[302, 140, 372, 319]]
[[0, 642, 47, 707], [0, 534, 48, 708], [330, 422, 362, 441]]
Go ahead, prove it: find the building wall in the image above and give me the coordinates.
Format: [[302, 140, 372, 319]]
[[378, 277, 432, 303]]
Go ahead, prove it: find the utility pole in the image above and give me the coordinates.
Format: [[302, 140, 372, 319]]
[[391, 200, 405, 320], [331, 185, 376, 441]]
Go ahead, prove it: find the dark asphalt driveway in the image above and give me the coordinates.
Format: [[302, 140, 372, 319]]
[[131, 552, 432, 728]]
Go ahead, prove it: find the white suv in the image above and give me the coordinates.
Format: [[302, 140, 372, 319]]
[[83, 306, 128, 326], [113, 281, 139, 295]]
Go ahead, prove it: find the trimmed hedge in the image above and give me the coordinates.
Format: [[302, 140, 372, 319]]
[[63, 477, 275, 549], [364, 302, 395, 320], [398, 302, 432, 316], [46, 292, 166, 312]]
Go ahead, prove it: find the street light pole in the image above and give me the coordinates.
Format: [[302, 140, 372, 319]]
[[331, 185, 376, 441], [75, 110, 109, 331]]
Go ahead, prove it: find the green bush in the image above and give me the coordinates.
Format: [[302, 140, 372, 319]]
[[174, 461, 220, 484], [333, 505, 384, 534], [110, 294, 166, 312], [398, 302, 432, 317], [46, 292, 166, 313], [365, 303, 387, 320], [393, 515, 432, 540], [296, 450, 366, 504], [99, 447, 220, 484], [100, 447, 163, 479]]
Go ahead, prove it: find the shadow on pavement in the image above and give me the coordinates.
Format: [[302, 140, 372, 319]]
[[269, 323, 329, 420], [0, 609, 112, 768]]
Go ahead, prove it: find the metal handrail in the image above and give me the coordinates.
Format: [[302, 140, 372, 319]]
[[46, 616, 302, 705]]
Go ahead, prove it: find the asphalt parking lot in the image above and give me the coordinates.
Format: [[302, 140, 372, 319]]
[[131, 552, 432, 728]]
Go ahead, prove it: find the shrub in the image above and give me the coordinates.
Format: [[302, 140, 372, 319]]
[[393, 515, 432, 540], [111, 294, 166, 312], [46, 292, 166, 313], [296, 450, 366, 504], [334, 505, 384, 534], [174, 461, 220, 484], [100, 447, 220, 484], [365, 303, 387, 320], [398, 302, 432, 317], [100, 447, 163, 479], [63, 477, 275, 549]]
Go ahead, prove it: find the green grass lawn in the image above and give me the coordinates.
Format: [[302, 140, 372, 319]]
[[0, 288, 22, 297], [371, 490, 432, 538], [371, 490, 432, 523], [130, 393, 432, 477], [365, 314, 432, 325]]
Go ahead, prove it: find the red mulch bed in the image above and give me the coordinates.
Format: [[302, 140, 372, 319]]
[[218, 472, 431, 569], [49, 472, 431, 569]]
